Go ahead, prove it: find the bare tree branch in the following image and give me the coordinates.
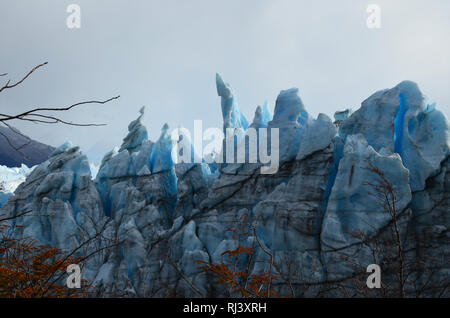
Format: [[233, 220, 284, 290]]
[[0, 95, 120, 125], [35, 218, 116, 297], [0, 62, 48, 93], [1, 122, 32, 148], [0, 210, 33, 223], [0, 123, 32, 160], [166, 248, 205, 297], [252, 226, 275, 298], [0, 62, 120, 155]]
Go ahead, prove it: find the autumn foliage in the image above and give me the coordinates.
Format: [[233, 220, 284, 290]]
[[197, 212, 279, 298], [0, 221, 87, 298]]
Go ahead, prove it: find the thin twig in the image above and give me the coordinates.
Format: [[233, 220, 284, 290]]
[[252, 227, 274, 298], [0, 95, 120, 126], [166, 248, 204, 297], [0, 62, 48, 93], [0, 210, 33, 223]]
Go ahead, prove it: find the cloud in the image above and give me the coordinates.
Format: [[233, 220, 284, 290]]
[[1, 0, 449, 159]]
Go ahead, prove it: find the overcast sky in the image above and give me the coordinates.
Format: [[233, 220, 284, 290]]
[[1, 0, 449, 162]]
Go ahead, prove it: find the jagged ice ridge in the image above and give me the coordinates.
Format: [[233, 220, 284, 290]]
[[1, 76, 449, 297]]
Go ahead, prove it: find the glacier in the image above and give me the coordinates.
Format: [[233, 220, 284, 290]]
[[0, 76, 449, 297], [0, 164, 33, 193], [0, 164, 34, 208]]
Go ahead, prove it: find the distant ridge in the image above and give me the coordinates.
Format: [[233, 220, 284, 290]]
[[0, 125, 54, 167]]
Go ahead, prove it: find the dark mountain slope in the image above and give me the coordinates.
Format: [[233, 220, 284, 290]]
[[0, 125, 54, 167]]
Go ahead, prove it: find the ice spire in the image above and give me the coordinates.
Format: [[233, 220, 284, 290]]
[[216, 73, 248, 131], [150, 123, 176, 173], [250, 101, 272, 129], [119, 106, 148, 153]]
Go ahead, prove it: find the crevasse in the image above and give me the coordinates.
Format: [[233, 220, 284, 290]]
[[394, 93, 407, 157]]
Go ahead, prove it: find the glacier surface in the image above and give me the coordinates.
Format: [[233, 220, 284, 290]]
[[1, 78, 449, 297]]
